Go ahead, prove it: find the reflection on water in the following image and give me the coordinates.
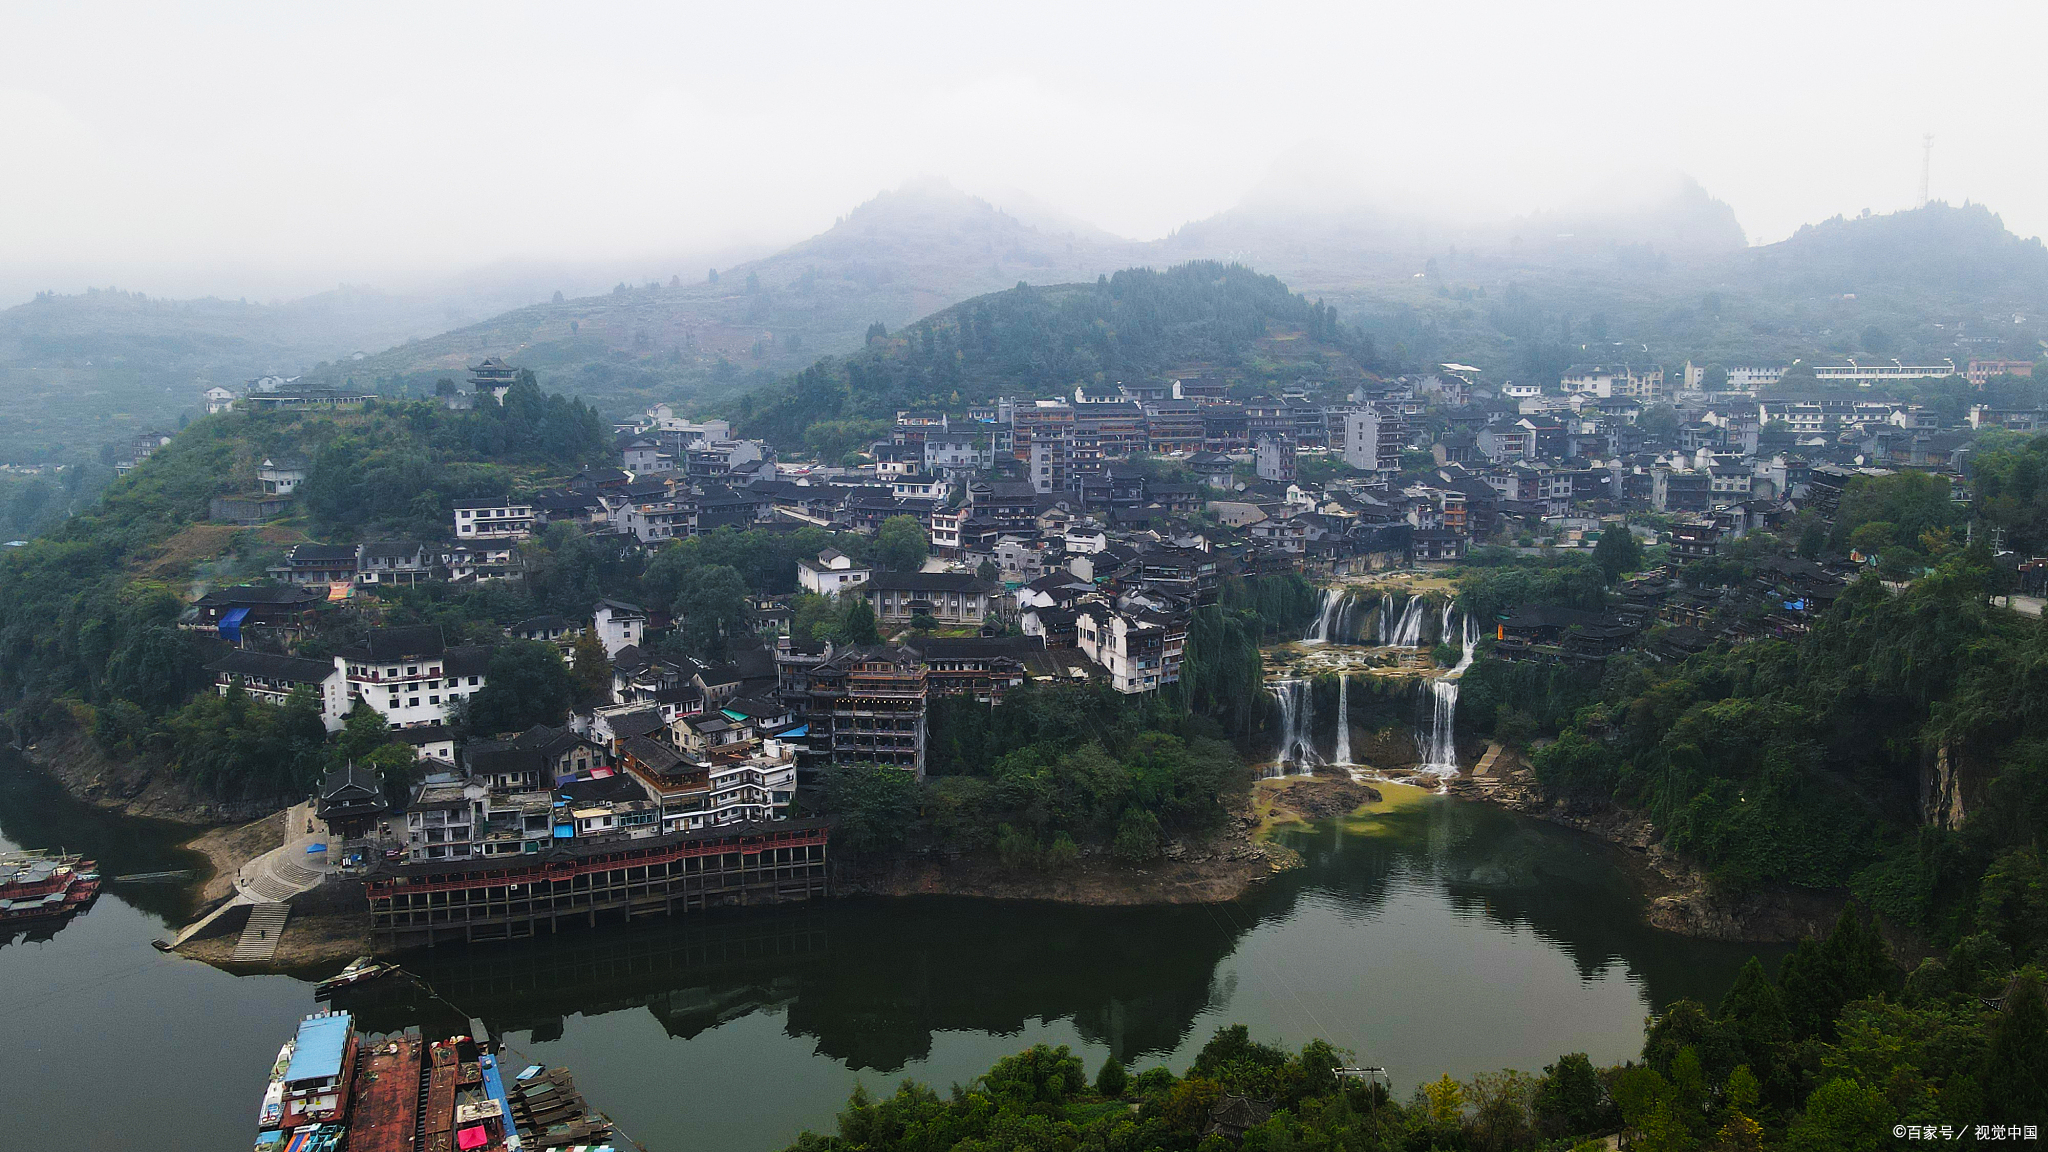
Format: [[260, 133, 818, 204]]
[[0, 756, 1783, 1152]]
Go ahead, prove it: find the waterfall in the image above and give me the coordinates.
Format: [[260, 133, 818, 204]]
[[1390, 596, 1427, 647], [1303, 587, 1341, 644], [1333, 672, 1352, 767], [1419, 610, 1479, 777], [1376, 593, 1394, 644], [1269, 678, 1320, 772]]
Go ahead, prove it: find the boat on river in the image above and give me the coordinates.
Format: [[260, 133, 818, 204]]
[[313, 955, 399, 998], [0, 850, 101, 926], [253, 1009, 620, 1151]]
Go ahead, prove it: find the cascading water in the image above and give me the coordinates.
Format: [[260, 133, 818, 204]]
[[1390, 596, 1427, 647], [1418, 610, 1479, 777], [1332, 672, 1352, 767], [1268, 678, 1320, 773], [1303, 587, 1342, 644]]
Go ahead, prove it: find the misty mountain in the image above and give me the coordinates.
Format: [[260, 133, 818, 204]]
[[1737, 201, 2048, 300], [1158, 175, 1747, 285], [0, 284, 542, 464], [15, 182, 2048, 471], [301, 180, 1148, 414]]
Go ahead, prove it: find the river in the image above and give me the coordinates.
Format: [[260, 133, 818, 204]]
[[0, 760, 1779, 1152]]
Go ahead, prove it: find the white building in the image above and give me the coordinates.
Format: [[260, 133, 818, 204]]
[[797, 548, 872, 598], [1340, 408, 1403, 472], [923, 432, 992, 475], [1812, 359, 1956, 384], [1728, 366, 1785, 391], [1075, 605, 1186, 694], [1560, 364, 1664, 403], [593, 599, 647, 658], [203, 386, 238, 414], [337, 626, 491, 728], [453, 498, 535, 541], [205, 650, 351, 732]]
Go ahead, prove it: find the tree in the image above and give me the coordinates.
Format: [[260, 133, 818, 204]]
[[1112, 807, 1161, 862], [462, 640, 573, 736], [1594, 522, 1643, 582], [1983, 972, 2048, 1118], [568, 631, 612, 706], [839, 596, 881, 645], [874, 515, 930, 573], [1533, 1052, 1608, 1138], [821, 764, 921, 854], [1782, 1078, 1895, 1152], [976, 558, 999, 583], [1095, 1056, 1128, 1098], [672, 564, 750, 658]]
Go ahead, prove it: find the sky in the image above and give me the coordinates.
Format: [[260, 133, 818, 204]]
[[3, 1, 2043, 305]]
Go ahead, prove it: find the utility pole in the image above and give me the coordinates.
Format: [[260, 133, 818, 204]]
[[1919, 134, 1933, 208]]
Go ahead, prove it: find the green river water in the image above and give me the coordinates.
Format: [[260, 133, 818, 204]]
[[0, 758, 1780, 1151]]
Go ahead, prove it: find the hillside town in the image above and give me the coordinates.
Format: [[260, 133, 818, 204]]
[[175, 351, 2040, 947]]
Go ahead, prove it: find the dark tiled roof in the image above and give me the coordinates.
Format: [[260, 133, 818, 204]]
[[207, 649, 336, 683], [195, 585, 325, 608], [865, 571, 996, 593], [444, 644, 493, 677], [621, 734, 684, 774], [346, 625, 447, 662], [604, 709, 667, 739], [905, 635, 1046, 660]]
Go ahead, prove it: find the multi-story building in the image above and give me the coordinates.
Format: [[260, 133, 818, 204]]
[[356, 541, 431, 586], [797, 548, 872, 598], [901, 635, 1044, 703], [1727, 366, 1785, 391], [1255, 436, 1297, 482], [593, 599, 647, 658], [923, 431, 992, 476], [1339, 406, 1405, 473], [777, 642, 929, 777], [453, 497, 535, 541], [337, 625, 492, 728], [1142, 399, 1205, 455], [257, 457, 308, 496], [1651, 468, 1713, 514], [861, 572, 998, 626], [1200, 403, 1249, 453], [274, 542, 359, 586], [1029, 432, 1072, 494], [1011, 399, 1075, 462], [1967, 360, 2035, 386], [1074, 605, 1185, 694], [205, 650, 351, 731], [1811, 359, 1956, 384], [1560, 364, 1664, 404]]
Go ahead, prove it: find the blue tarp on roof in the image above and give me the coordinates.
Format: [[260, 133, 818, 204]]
[[219, 606, 250, 642], [284, 1012, 352, 1084], [781, 724, 808, 738]]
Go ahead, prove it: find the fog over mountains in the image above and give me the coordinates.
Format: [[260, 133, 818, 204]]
[[4, 174, 2045, 464]]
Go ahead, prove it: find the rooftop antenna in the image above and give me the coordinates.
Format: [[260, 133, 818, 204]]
[[1919, 134, 1933, 208]]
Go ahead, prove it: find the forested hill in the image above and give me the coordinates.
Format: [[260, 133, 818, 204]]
[[1737, 201, 2048, 299], [0, 376, 609, 710], [300, 182, 1146, 420], [0, 285, 503, 465], [735, 261, 1377, 455]]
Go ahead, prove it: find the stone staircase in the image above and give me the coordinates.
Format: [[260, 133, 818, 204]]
[[1469, 743, 1510, 789], [231, 902, 291, 963]]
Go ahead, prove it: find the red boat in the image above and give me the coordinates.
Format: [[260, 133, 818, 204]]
[[0, 852, 102, 925]]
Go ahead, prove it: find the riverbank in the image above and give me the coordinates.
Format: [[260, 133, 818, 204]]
[[1445, 749, 1851, 945], [18, 720, 286, 825]]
